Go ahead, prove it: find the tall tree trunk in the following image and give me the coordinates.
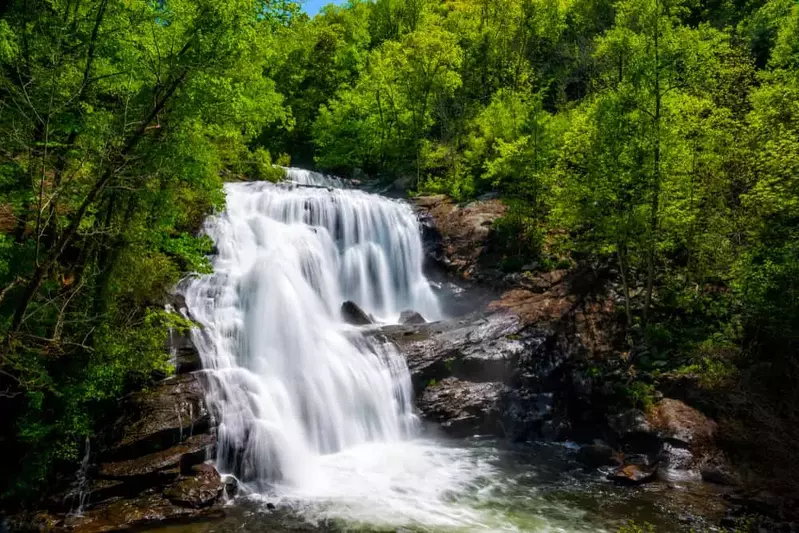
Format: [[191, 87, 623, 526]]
[[643, 0, 662, 325], [7, 69, 189, 336]]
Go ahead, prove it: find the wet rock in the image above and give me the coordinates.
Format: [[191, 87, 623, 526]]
[[724, 490, 788, 520], [98, 433, 214, 480], [399, 310, 426, 325], [383, 312, 526, 386], [170, 331, 202, 374], [577, 442, 623, 468], [106, 374, 210, 461], [85, 479, 129, 505], [163, 464, 224, 509], [502, 389, 559, 440], [341, 300, 372, 326], [608, 463, 659, 485], [418, 377, 507, 437], [609, 409, 653, 437], [62, 493, 223, 533]]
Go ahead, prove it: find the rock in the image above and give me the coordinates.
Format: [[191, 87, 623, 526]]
[[62, 493, 223, 533], [163, 464, 225, 509], [341, 301, 372, 326], [413, 195, 507, 280], [608, 463, 659, 485], [724, 491, 788, 520], [577, 442, 623, 468], [609, 409, 654, 436], [106, 374, 210, 461], [648, 398, 717, 448], [418, 377, 507, 437], [399, 310, 426, 325], [98, 433, 214, 480], [170, 331, 202, 374], [701, 463, 740, 486], [379, 312, 527, 394]]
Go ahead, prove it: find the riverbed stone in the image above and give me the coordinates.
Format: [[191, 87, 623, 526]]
[[163, 464, 225, 508], [62, 493, 223, 533], [608, 463, 659, 485], [577, 442, 623, 468], [648, 398, 717, 448]]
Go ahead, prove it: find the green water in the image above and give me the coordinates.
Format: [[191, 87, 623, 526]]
[[143, 440, 728, 533]]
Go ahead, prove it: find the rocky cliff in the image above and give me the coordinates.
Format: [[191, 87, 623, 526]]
[[9, 329, 229, 533]]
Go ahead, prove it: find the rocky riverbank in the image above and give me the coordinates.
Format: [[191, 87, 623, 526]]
[[403, 194, 799, 530], [7, 327, 229, 533]]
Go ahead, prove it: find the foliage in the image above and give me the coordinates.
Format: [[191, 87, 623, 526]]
[[0, 0, 293, 504], [3, 0, 799, 507], [265, 0, 799, 490]]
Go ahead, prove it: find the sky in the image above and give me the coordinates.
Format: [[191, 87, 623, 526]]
[[303, 0, 347, 16]]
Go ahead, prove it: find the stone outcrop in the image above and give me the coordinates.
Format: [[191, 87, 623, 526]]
[[21, 333, 228, 533], [418, 378, 508, 437], [105, 373, 210, 461], [403, 193, 734, 495], [414, 195, 507, 280]]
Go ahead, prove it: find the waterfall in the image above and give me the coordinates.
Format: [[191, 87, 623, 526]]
[[181, 168, 441, 491]]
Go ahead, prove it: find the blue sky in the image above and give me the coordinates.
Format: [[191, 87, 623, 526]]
[[302, 0, 347, 16]]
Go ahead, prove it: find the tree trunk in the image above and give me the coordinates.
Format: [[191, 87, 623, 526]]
[[7, 69, 189, 336]]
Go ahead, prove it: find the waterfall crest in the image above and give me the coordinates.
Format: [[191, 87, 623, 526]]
[[181, 168, 440, 490]]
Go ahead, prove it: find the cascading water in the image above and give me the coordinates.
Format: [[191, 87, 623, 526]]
[[181, 169, 451, 495], [174, 170, 674, 532]]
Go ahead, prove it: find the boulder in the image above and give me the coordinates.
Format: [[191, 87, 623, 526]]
[[648, 398, 717, 448], [608, 409, 654, 437], [106, 374, 210, 461], [62, 493, 223, 533], [399, 310, 426, 325], [163, 464, 225, 509], [608, 463, 659, 485], [700, 459, 740, 486], [341, 301, 372, 326], [170, 331, 202, 374], [418, 377, 507, 437], [413, 195, 507, 280], [380, 312, 527, 394]]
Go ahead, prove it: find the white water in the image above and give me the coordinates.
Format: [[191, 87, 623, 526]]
[[180, 169, 598, 532]]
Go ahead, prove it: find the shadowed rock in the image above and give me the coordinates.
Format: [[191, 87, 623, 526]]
[[98, 433, 214, 480], [106, 374, 210, 461], [419, 378, 508, 437], [341, 300, 372, 326], [578, 442, 623, 468]]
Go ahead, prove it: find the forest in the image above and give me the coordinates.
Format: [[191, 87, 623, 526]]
[[1, 0, 798, 513]]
